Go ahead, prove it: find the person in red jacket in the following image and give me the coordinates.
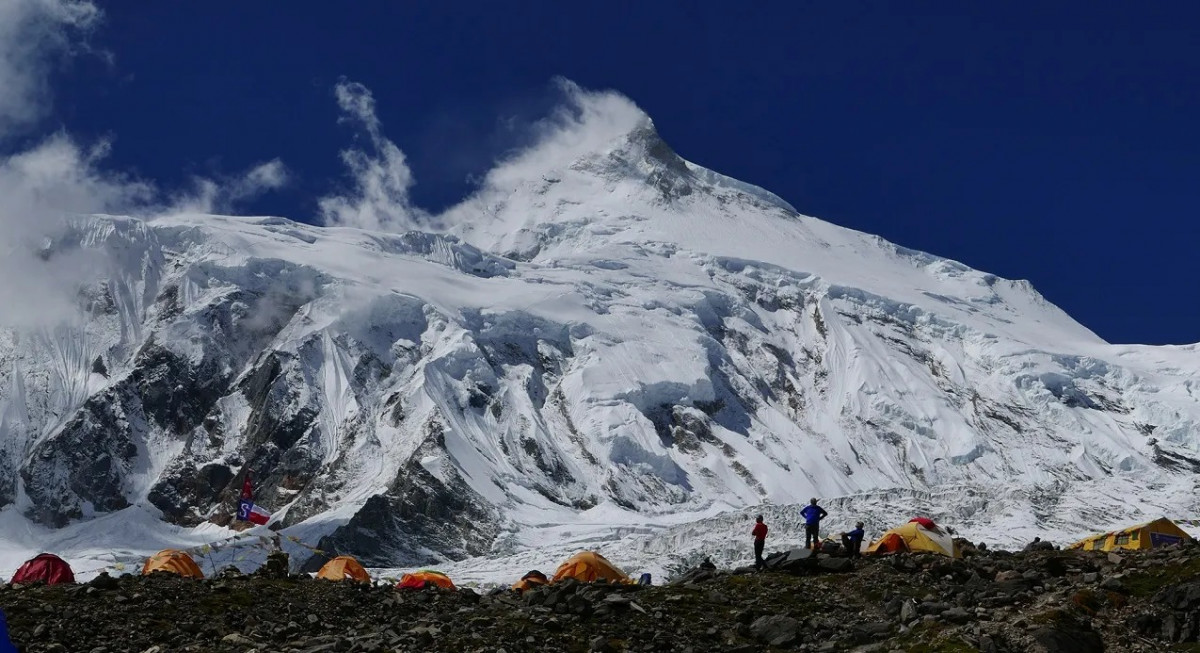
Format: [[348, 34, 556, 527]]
[[752, 515, 768, 570]]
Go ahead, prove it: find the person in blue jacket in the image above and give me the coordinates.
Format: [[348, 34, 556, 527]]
[[0, 608, 17, 653], [800, 497, 828, 550], [841, 521, 866, 557]]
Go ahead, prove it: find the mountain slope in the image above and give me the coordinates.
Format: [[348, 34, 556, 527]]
[[1, 117, 1197, 569]]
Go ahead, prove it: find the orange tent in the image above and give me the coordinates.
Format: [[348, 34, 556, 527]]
[[397, 570, 455, 590], [316, 556, 370, 582], [551, 551, 631, 584], [871, 532, 908, 554], [142, 549, 204, 579], [511, 569, 549, 592]]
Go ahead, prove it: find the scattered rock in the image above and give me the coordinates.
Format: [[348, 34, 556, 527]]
[[1031, 623, 1104, 653], [3, 546, 1200, 651], [1099, 577, 1128, 593], [816, 557, 853, 573], [220, 633, 257, 646], [87, 573, 119, 591], [749, 615, 800, 647]]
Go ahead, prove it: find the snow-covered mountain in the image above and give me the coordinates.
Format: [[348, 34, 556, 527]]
[[2, 115, 1198, 573]]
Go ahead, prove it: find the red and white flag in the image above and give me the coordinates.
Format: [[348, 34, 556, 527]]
[[245, 503, 271, 525], [236, 472, 270, 525]]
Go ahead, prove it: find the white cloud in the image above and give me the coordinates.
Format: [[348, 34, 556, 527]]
[[0, 0, 100, 138], [316, 77, 649, 236], [436, 78, 649, 233], [0, 133, 153, 327], [318, 79, 426, 232], [478, 79, 649, 191], [0, 1, 290, 329], [240, 159, 288, 194], [0, 1, 123, 328], [164, 158, 290, 216]]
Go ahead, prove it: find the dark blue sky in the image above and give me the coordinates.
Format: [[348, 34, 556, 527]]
[[43, 2, 1199, 345]]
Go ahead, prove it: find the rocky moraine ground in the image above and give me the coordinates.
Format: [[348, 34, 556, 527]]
[[4, 543, 1200, 652]]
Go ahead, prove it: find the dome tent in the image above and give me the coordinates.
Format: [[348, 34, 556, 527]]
[[866, 518, 960, 558], [511, 569, 549, 592], [397, 570, 455, 590], [316, 556, 371, 582], [551, 551, 631, 583], [11, 553, 75, 585], [143, 550, 204, 579]]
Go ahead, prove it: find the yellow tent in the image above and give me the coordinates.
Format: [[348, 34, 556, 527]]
[[1068, 517, 1193, 552], [142, 549, 204, 579], [315, 556, 371, 582], [866, 518, 960, 558], [551, 551, 631, 583]]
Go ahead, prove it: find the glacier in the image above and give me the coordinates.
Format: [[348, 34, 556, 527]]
[[1, 114, 1198, 582]]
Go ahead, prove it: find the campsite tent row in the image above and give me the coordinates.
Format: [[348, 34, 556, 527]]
[[865, 516, 1194, 558], [9, 518, 1192, 585], [6, 549, 633, 590]]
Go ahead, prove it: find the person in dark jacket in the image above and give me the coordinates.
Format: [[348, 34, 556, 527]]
[[752, 515, 768, 570], [841, 522, 866, 557], [800, 498, 828, 549]]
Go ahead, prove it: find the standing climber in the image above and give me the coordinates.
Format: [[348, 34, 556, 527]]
[[800, 498, 828, 550], [752, 514, 768, 570], [841, 521, 866, 557]]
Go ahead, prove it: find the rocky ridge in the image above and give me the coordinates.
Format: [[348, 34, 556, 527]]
[[4, 543, 1200, 652]]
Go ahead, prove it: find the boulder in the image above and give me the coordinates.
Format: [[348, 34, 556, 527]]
[[256, 550, 290, 579], [941, 607, 971, 624], [88, 573, 119, 591], [670, 568, 716, 585], [816, 557, 853, 573], [763, 551, 789, 570], [750, 615, 800, 647], [1155, 580, 1200, 611], [1099, 577, 1127, 594], [780, 548, 816, 573], [918, 602, 950, 615], [1031, 625, 1103, 653]]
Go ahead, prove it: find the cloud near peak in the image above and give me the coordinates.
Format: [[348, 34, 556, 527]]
[[318, 79, 426, 232], [318, 77, 650, 234]]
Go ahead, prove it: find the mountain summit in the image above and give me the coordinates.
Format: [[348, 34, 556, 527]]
[[1, 125, 1197, 568]]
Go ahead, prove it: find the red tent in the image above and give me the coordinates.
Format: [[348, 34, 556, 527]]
[[908, 517, 939, 531], [11, 553, 75, 585]]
